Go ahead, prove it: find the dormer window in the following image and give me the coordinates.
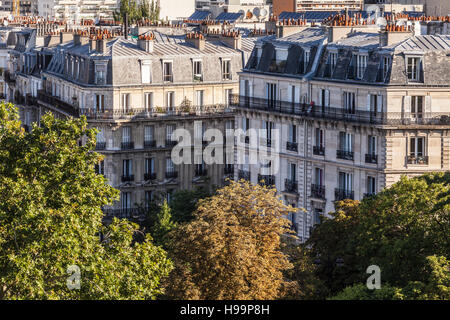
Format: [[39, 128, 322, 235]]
[[94, 61, 107, 85], [329, 52, 338, 70], [141, 60, 151, 84], [304, 49, 310, 72], [222, 59, 231, 80], [163, 61, 173, 82], [356, 54, 368, 79], [193, 59, 202, 81], [407, 56, 422, 82], [382, 56, 391, 81]]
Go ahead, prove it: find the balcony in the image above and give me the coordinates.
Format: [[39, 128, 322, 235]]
[[95, 142, 106, 150], [144, 140, 156, 148], [165, 171, 178, 179], [313, 145, 325, 156], [37, 90, 78, 117], [286, 141, 298, 152], [195, 167, 208, 176], [238, 169, 250, 181], [335, 189, 354, 201], [230, 94, 450, 126], [258, 174, 275, 187], [363, 192, 377, 199], [285, 179, 298, 193], [121, 175, 134, 182], [336, 150, 354, 161], [144, 172, 156, 181], [165, 139, 178, 148], [406, 155, 429, 165], [311, 184, 326, 199], [121, 142, 134, 150], [365, 153, 378, 164], [224, 165, 234, 175]]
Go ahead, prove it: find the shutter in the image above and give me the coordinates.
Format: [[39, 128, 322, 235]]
[[367, 94, 371, 111], [325, 89, 330, 107], [425, 95, 432, 115], [377, 95, 383, 113], [403, 96, 412, 115], [239, 79, 245, 96]]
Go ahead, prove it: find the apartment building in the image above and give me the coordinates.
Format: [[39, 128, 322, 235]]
[[234, 19, 450, 241], [30, 30, 248, 218], [37, 0, 118, 23], [273, 0, 363, 16]]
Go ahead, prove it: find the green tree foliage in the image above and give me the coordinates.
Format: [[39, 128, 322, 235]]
[[165, 180, 296, 300], [115, 0, 159, 23], [0, 102, 172, 299], [169, 187, 210, 223], [329, 283, 402, 300], [151, 201, 177, 247], [308, 174, 450, 298]]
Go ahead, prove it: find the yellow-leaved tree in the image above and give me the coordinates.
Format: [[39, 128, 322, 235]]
[[165, 179, 297, 300]]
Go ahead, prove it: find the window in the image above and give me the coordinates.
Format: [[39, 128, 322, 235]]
[[144, 125, 154, 145], [166, 157, 174, 173], [266, 83, 277, 108], [367, 176, 376, 196], [314, 128, 324, 155], [94, 63, 107, 84], [222, 59, 231, 80], [262, 120, 274, 145], [121, 192, 131, 210], [368, 135, 376, 155], [224, 89, 232, 106], [343, 92, 356, 114], [410, 137, 425, 158], [144, 92, 153, 111], [314, 208, 323, 225], [193, 60, 202, 81], [95, 160, 104, 175], [123, 159, 133, 177], [289, 124, 297, 143], [145, 191, 153, 209], [339, 132, 353, 152], [196, 90, 204, 107], [288, 163, 296, 181], [145, 158, 155, 174], [141, 61, 151, 84], [407, 57, 422, 81], [411, 96, 424, 119], [356, 54, 367, 79], [122, 126, 131, 143], [166, 91, 175, 109], [304, 50, 310, 72], [315, 167, 323, 186], [382, 56, 391, 80], [319, 89, 330, 108], [166, 124, 175, 143], [95, 94, 104, 113], [339, 172, 353, 192], [329, 52, 338, 71], [121, 93, 130, 112], [163, 61, 173, 82]]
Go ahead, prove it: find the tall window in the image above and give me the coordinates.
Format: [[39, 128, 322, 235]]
[[121, 93, 130, 112], [262, 120, 274, 144], [343, 91, 356, 114], [411, 96, 424, 119], [315, 128, 324, 148], [304, 50, 310, 72], [145, 158, 155, 174], [163, 61, 173, 82], [368, 135, 376, 155], [224, 89, 232, 106], [339, 132, 353, 152], [94, 64, 106, 84], [266, 83, 277, 108], [166, 124, 175, 143], [144, 125, 154, 144], [315, 167, 323, 186], [144, 92, 153, 111], [166, 91, 175, 109], [407, 57, 421, 81], [339, 172, 353, 192], [288, 163, 296, 181], [367, 176, 376, 195], [382, 56, 391, 80], [122, 126, 131, 144], [193, 60, 202, 81], [289, 124, 297, 143], [222, 59, 231, 80], [196, 90, 204, 107], [410, 137, 425, 158], [95, 94, 104, 113], [166, 157, 174, 173], [356, 54, 368, 79], [95, 160, 105, 175], [329, 52, 338, 71], [145, 191, 153, 209], [121, 192, 131, 210], [123, 159, 133, 177]]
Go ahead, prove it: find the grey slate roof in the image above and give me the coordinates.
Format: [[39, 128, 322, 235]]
[[389, 35, 450, 52]]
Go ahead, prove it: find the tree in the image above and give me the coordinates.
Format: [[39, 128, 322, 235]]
[[149, 0, 160, 22], [165, 180, 296, 300], [169, 187, 210, 223], [0, 102, 172, 299], [151, 200, 176, 247], [139, 0, 150, 19], [308, 174, 450, 298]]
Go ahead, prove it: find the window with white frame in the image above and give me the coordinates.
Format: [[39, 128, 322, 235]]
[[266, 83, 277, 108], [367, 176, 376, 195], [329, 51, 338, 71], [94, 62, 107, 85], [224, 89, 232, 106], [315, 128, 324, 148], [144, 92, 153, 111], [141, 60, 151, 84], [95, 94, 104, 113], [121, 192, 131, 210], [339, 132, 353, 152], [356, 54, 368, 79], [382, 56, 391, 80], [222, 59, 231, 80], [166, 157, 174, 173], [407, 57, 422, 82], [122, 126, 131, 143], [289, 124, 297, 143], [315, 167, 323, 186], [196, 90, 204, 107], [338, 172, 353, 192], [411, 96, 424, 119], [166, 91, 175, 109], [368, 135, 377, 155], [122, 159, 133, 177], [288, 162, 296, 181], [121, 93, 130, 112], [95, 160, 104, 175], [145, 157, 155, 174], [166, 124, 175, 142], [163, 61, 173, 82], [304, 49, 310, 72], [410, 137, 425, 158], [144, 125, 154, 144], [343, 91, 356, 114], [193, 60, 202, 81]]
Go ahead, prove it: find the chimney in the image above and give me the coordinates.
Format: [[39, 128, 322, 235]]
[[96, 36, 107, 53], [220, 31, 242, 50], [89, 37, 96, 52], [60, 31, 72, 44], [74, 33, 89, 46], [276, 18, 308, 37], [186, 32, 205, 51], [380, 25, 414, 46], [138, 33, 155, 53]]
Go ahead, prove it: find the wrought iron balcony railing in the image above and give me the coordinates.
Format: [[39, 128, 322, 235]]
[[96, 142, 106, 150], [286, 141, 298, 152], [144, 140, 156, 148], [165, 171, 178, 179], [313, 145, 325, 156], [336, 150, 354, 161], [121, 142, 134, 150], [258, 174, 275, 187], [165, 140, 178, 148], [144, 172, 156, 181], [285, 179, 298, 193], [365, 153, 378, 164], [335, 189, 354, 201], [224, 165, 234, 175], [121, 175, 134, 182], [238, 169, 250, 181], [311, 184, 326, 199]]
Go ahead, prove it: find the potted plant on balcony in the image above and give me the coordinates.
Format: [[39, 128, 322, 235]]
[[179, 97, 192, 115]]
